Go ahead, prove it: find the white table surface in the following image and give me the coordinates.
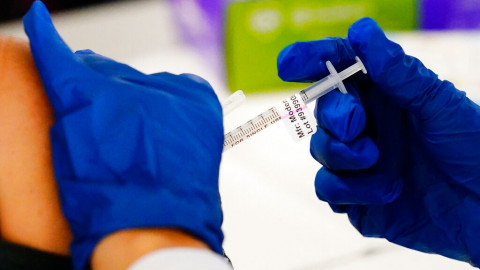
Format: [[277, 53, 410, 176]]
[[1, 0, 478, 269]]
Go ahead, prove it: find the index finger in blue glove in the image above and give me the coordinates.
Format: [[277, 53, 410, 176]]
[[347, 18, 453, 120], [314, 83, 366, 143], [75, 49, 146, 80], [75, 51, 220, 108], [277, 37, 356, 83], [147, 72, 221, 108], [23, 1, 93, 113], [74, 51, 218, 101]]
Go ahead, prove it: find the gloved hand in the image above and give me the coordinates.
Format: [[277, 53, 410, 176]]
[[23, 2, 224, 269], [278, 17, 480, 267]]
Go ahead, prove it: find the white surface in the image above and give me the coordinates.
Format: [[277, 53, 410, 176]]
[[1, 1, 478, 269], [128, 248, 232, 270]]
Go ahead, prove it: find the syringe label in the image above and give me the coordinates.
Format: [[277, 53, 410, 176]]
[[275, 94, 317, 141]]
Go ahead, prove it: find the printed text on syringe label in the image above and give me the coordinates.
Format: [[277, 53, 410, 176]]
[[275, 94, 317, 141], [223, 107, 281, 149]]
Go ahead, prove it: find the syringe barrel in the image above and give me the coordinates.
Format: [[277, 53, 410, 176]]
[[299, 75, 337, 104]]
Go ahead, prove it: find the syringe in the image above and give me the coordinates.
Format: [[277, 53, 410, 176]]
[[223, 57, 367, 151]]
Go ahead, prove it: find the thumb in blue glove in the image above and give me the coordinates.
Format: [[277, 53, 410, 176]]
[[24, 2, 224, 269], [278, 17, 480, 267]]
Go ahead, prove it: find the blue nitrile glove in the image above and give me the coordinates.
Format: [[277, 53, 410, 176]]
[[23, 2, 224, 269], [278, 17, 480, 267]]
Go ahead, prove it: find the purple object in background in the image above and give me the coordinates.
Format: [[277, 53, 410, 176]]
[[169, 0, 228, 76], [422, 0, 480, 29]]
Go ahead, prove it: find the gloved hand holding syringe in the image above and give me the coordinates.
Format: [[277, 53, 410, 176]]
[[222, 56, 367, 151]]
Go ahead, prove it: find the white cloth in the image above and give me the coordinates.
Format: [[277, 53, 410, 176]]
[[128, 248, 233, 270]]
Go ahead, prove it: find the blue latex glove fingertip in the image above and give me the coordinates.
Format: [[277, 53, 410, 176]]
[[315, 90, 366, 143]]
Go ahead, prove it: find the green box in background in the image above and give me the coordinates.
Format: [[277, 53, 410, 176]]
[[225, 0, 417, 93]]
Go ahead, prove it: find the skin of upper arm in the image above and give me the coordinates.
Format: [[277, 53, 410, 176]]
[[0, 35, 72, 255]]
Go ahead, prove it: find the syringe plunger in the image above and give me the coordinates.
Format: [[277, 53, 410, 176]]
[[300, 57, 367, 103]]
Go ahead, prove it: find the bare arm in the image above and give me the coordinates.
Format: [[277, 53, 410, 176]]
[[0, 35, 72, 255]]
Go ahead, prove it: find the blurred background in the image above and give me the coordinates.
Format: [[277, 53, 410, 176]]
[[1, 0, 479, 269]]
